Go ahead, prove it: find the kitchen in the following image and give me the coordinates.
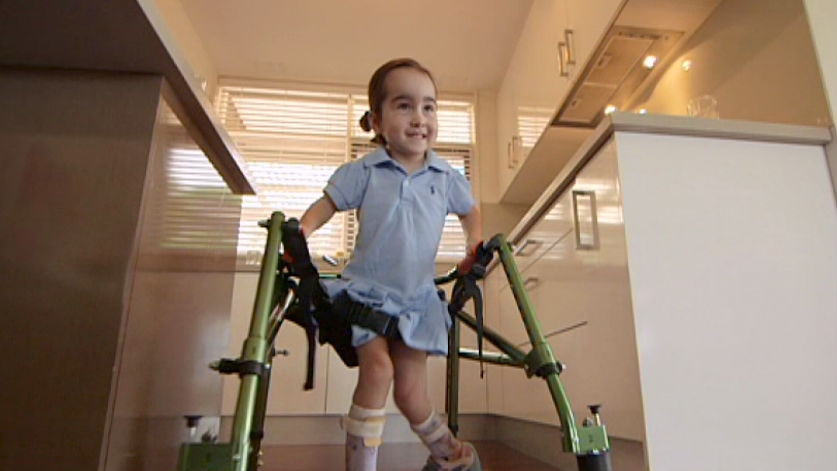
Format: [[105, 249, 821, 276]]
[[1, 0, 835, 470]]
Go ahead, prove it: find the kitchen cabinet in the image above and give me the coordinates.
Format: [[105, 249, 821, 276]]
[[486, 137, 643, 439], [496, 0, 572, 196], [484, 112, 837, 469], [496, 0, 628, 204], [565, 0, 626, 77]]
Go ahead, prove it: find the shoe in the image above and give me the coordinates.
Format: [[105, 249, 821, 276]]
[[421, 442, 482, 471]]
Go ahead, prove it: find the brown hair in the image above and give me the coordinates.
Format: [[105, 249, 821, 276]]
[[359, 58, 437, 144]]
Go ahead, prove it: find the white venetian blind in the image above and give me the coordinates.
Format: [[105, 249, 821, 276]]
[[217, 82, 475, 268], [217, 86, 351, 266]]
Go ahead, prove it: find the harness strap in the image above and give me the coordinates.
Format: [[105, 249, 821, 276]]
[[450, 274, 485, 376], [448, 239, 496, 378], [343, 298, 401, 339]]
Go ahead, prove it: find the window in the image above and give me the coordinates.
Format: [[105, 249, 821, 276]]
[[216, 82, 475, 269]]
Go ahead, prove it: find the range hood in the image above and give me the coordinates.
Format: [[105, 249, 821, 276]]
[[552, 25, 683, 127], [550, 0, 727, 127], [501, 0, 726, 205]]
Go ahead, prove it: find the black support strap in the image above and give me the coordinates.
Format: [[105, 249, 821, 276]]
[[214, 358, 270, 377], [448, 240, 496, 377]]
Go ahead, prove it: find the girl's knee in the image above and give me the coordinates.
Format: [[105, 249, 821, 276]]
[[359, 347, 394, 385]]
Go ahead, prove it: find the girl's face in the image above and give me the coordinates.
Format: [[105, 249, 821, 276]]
[[372, 67, 438, 162]]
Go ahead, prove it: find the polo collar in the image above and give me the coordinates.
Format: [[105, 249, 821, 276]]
[[363, 147, 446, 172]]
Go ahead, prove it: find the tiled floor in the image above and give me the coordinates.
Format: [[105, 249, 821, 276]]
[[260, 441, 566, 470]]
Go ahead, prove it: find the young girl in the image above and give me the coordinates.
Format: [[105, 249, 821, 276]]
[[299, 58, 483, 471]]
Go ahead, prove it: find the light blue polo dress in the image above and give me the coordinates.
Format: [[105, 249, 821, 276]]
[[320, 147, 475, 355]]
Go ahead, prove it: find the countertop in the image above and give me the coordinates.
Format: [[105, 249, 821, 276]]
[[505, 112, 833, 245]]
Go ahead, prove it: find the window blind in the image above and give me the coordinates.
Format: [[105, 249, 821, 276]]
[[217, 82, 475, 269]]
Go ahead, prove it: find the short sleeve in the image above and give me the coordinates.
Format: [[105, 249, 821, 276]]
[[324, 160, 368, 211], [446, 170, 475, 216]]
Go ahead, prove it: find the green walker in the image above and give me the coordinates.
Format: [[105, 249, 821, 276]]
[[177, 211, 614, 471]]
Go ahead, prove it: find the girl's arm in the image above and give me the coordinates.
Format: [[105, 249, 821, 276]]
[[458, 204, 483, 254], [300, 195, 338, 236]]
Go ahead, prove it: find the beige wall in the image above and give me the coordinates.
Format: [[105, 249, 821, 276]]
[[140, 0, 219, 96], [0, 69, 162, 471], [803, 0, 837, 198], [803, 0, 836, 126]]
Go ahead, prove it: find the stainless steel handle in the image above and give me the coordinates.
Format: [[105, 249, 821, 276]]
[[557, 29, 575, 77], [515, 239, 543, 256], [558, 42, 569, 77], [572, 190, 599, 250], [564, 29, 575, 65], [508, 135, 521, 169], [523, 276, 540, 289]]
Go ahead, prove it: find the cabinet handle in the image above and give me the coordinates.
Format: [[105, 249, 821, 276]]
[[557, 29, 576, 77], [543, 320, 588, 340], [558, 42, 569, 77], [564, 29, 576, 66], [572, 190, 599, 250], [514, 239, 543, 256], [523, 276, 540, 289], [507, 135, 521, 169]]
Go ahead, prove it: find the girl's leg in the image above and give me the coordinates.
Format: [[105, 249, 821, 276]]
[[390, 341, 480, 470], [346, 337, 393, 471], [353, 336, 394, 408]]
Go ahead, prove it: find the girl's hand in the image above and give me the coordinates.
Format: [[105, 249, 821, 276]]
[[457, 241, 483, 274]]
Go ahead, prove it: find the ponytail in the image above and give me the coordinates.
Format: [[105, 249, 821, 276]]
[[358, 110, 385, 145]]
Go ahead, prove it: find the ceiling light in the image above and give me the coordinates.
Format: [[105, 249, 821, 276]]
[[681, 60, 693, 71], [643, 55, 658, 69], [604, 105, 618, 115]]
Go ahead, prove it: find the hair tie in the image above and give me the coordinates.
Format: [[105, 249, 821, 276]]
[[359, 110, 373, 132]]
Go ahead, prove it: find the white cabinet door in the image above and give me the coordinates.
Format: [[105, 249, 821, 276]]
[[520, 190, 582, 343], [497, 0, 572, 191], [565, 0, 625, 76], [492, 139, 645, 438], [558, 138, 644, 440], [482, 272, 505, 416], [498, 191, 575, 346]]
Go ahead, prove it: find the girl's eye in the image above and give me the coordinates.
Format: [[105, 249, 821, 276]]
[[396, 102, 411, 111], [424, 104, 437, 113]]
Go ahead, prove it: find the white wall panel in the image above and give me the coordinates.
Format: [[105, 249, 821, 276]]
[[617, 131, 837, 471]]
